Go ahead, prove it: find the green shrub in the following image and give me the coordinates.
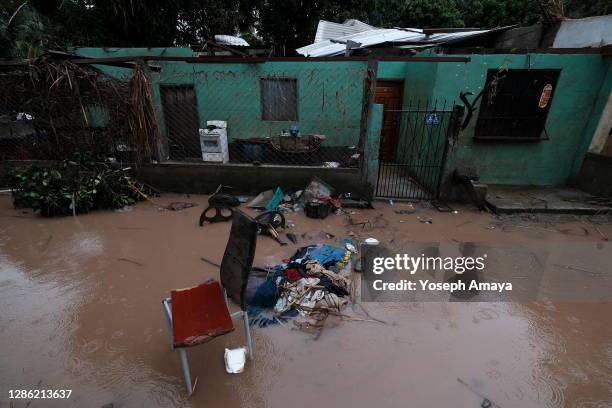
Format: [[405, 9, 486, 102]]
[[9, 159, 148, 216]]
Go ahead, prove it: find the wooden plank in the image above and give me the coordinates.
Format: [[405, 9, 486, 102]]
[[445, 47, 603, 55], [70, 57, 161, 71], [70, 55, 471, 64]]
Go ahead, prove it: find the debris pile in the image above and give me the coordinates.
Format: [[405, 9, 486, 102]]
[[197, 177, 381, 339], [247, 243, 353, 338], [199, 174, 379, 257]]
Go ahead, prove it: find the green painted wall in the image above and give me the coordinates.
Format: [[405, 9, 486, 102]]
[[572, 59, 612, 171], [379, 54, 610, 186], [74, 47, 608, 188], [363, 103, 383, 190], [377, 61, 444, 163], [377, 61, 437, 104], [155, 60, 367, 146], [76, 48, 367, 150]]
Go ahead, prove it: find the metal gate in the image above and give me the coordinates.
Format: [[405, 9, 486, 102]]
[[375, 101, 462, 199]]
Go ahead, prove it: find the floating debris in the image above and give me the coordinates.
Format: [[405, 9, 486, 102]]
[[167, 201, 197, 211]]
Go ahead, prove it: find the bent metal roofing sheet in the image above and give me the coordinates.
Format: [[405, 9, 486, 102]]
[[297, 20, 513, 57]]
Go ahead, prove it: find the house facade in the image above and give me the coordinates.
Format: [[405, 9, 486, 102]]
[[66, 46, 612, 199]]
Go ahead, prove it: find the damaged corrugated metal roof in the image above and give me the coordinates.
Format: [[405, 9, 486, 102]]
[[314, 19, 376, 43], [214, 35, 250, 47], [297, 19, 514, 57], [299, 28, 425, 57]]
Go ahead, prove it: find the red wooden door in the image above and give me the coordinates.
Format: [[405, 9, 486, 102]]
[[375, 80, 403, 162]]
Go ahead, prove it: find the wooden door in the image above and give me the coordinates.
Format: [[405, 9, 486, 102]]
[[375, 80, 403, 162], [160, 85, 200, 159]]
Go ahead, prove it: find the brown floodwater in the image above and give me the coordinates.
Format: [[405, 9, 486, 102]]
[[1, 194, 611, 408]]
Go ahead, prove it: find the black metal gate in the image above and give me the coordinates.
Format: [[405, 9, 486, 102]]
[[375, 101, 462, 199]]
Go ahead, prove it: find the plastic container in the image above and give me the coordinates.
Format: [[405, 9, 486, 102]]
[[305, 199, 331, 219]]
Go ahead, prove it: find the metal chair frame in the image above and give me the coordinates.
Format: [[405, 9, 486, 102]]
[[161, 288, 253, 395]]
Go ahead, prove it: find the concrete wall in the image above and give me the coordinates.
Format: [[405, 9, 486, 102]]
[[585, 64, 612, 156], [76, 48, 368, 149], [73, 48, 373, 196], [73, 48, 610, 193], [377, 61, 437, 104], [576, 152, 612, 197], [362, 103, 383, 195], [379, 53, 611, 187], [154, 60, 367, 146], [135, 163, 365, 196], [0, 159, 366, 197]]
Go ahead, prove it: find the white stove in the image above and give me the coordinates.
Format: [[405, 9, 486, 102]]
[[199, 120, 229, 163]]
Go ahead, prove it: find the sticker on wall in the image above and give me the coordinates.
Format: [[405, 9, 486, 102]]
[[425, 111, 440, 126], [539, 84, 553, 108]]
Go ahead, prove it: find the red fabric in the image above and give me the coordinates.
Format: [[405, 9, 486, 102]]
[[316, 195, 341, 209], [170, 280, 234, 348], [284, 268, 302, 282]]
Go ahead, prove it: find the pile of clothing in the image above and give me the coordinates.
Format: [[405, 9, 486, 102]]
[[246, 244, 352, 335]]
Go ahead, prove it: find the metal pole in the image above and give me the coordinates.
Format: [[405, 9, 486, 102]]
[[162, 299, 174, 349], [178, 348, 194, 395], [243, 311, 253, 359]]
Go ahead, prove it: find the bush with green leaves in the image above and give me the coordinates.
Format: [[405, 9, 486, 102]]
[[9, 159, 147, 216]]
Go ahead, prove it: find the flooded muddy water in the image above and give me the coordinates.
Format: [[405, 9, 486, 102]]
[[1, 194, 611, 407]]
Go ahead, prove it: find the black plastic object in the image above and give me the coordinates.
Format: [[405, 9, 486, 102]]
[[305, 199, 331, 219], [200, 206, 233, 224], [220, 210, 258, 311], [199, 193, 241, 225], [254, 211, 287, 246], [254, 210, 286, 230], [209, 193, 240, 208]]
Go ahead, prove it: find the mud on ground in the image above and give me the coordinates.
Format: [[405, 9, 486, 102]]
[[1, 194, 611, 407]]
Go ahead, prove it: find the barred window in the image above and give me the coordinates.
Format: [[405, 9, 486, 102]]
[[260, 77, 298, 121], [475, 69, 560, 141]]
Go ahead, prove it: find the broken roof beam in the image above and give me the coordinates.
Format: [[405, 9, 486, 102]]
[[69, 57, 161, 72], [444, 47, 606, 55], [47, 51, 161, 72], [64, 55, 472, 64]]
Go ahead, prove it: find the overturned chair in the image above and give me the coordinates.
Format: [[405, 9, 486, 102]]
[[162, 210, 258, 394]]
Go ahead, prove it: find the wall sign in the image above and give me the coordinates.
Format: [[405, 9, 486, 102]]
[[539, 84, 553, 108], [426, 112, 440, 126]]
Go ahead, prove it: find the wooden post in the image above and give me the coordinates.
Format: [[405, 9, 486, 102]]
[[136, 59, 164, 163]]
